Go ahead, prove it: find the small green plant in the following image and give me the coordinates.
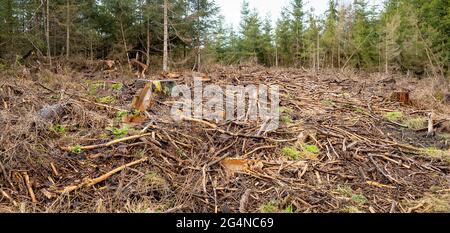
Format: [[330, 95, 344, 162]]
[[112, 83, 123, 91], [354, 107, 368, 115], [336, 185, 354, 197], [259, 201, 278, 213], [88, 82, 104, 95], [71, 145, 83, 154], [281, 115, 293, 124], [283, 204, 294, 213], [52, 124, 66, 134], [116, 110, 129, 119], [384, 111, 403, 122], [107, 125, 130, 139], [98, 96, 116, 104], [322, 99, 336, 107], [351, 194, 368, 205], [282, 146, 300, 160], [405, 117, 427, 130], [145, 172, 166, 186]]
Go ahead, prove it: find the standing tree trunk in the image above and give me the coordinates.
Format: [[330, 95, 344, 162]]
[[275, 42, 278, 68], [316, 31, 320, 71], [46, 0, 52, 66], [66, 0, 70, 60], [120, 20, 131, 70], [163, 0, 169, 72], [146, 18, 151, 66]]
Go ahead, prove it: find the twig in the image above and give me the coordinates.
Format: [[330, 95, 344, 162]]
[[22, 172, 37, 203], [368, 154, 402, 185], [50, 162, 59, 176], [242, 145, 276, 158], [0, 189, 18, 206], [164, 204, 184, 213], [61, 133, 153, 151], [59, 157, 148, 193]]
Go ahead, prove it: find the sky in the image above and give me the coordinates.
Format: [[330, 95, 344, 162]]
[[215, 0, 383, 29]]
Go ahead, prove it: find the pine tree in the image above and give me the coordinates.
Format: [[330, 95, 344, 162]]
[[239, 0, 263, 63], [322, 0, 338, 68], [349, 0, 377, 70], [303, 10, 320, 69], [380, 4, 400, 73], [275, 9, 292, 66], [290, 0, 304, 67], [260, 15, 274, 66]]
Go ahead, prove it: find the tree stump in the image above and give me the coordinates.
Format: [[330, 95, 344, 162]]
[[390, 90, 411, 105]]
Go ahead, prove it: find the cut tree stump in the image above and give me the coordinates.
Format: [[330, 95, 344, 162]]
[[390, 90, 411, 105]]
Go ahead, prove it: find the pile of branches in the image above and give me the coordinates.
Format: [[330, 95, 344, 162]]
[[0, 65, 449, 213]]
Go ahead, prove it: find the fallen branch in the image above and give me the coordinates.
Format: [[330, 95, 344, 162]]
[[59, 157, 148, 193]]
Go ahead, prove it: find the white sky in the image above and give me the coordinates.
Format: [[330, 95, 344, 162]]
[[215, 0, 383, 29]]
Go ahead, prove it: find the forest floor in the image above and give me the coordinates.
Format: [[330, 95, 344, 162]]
[[0, 64, 449, 213]]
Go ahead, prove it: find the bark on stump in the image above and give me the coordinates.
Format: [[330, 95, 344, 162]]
[[390, 91, 411, 105]]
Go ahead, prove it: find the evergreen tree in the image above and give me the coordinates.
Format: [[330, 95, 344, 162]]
[[322, 0, 338, 68], [275, 9, 292, 66], [290, 0, 304, 67]]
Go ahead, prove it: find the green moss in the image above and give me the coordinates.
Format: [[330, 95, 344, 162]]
[[336, 185, 354, 197], [421, 147, 450, 163], [98, 96, 116, 104], [281, 115, 293, 125], [434, 91, 445, 102], [282, 146, 300, 160], [405, 117, 427, 130], [351, 194, 368, 205], [437, 133, 450, 140], [354, 107, 369, 115], [404, 194, 450, 213], [303, 144, 319, 154], [112, 83, 123, 91], [88, 82, 104, 95], [341, 206, 364, 213], [145, 172, 166, 186], [259, 201, 278, 213], [384, 111, 403, 122], [322, 99, 336, 107]]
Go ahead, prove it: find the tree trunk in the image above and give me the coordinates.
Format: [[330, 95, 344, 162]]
[[66, 0, 70, 60], [316, 32, 320, 71], [120, 20, 131, 70], [163, 0, 169, 72], [46, 0, 52, 66], [146, 18, 151, 66]]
